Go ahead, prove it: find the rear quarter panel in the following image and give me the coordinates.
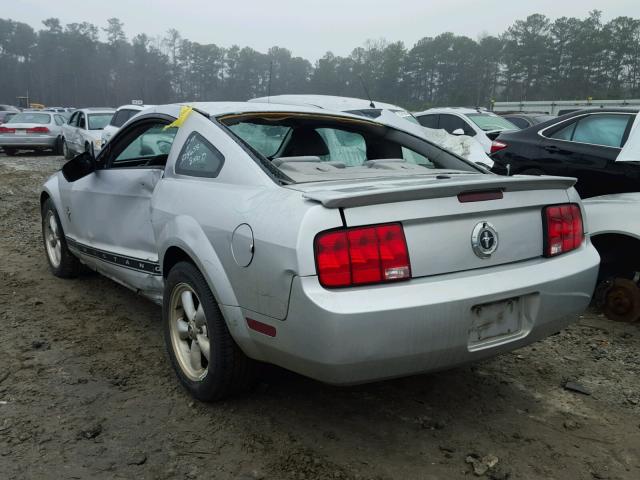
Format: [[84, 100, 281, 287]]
[[154, 113, 342, 321]]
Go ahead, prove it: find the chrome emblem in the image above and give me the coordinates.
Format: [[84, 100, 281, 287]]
[[471, 222, 498, 258]]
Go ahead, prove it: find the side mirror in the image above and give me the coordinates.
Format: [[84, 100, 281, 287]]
[[452, 128, 465, 136], [62, 152, 96, 182]]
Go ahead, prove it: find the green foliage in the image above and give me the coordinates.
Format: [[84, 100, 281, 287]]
[[0, 13, 639, 108]]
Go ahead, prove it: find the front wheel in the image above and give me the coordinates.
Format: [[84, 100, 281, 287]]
[[163, 261, 257, 401], [41, 198, 81, 278], [62, 139, 72, 160]]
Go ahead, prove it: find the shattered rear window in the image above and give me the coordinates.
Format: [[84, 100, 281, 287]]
[[219, 113, 480, 183]]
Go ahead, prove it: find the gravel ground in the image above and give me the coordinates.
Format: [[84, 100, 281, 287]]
[[0, 152, 639, 480]]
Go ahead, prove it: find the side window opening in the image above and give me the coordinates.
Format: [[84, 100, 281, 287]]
[[549, 121, 577, 141], [111, 123, 178, 168], [572, 114, 630, 148], [175, 132, 225, 178], [549, 114, 631, 148], [417, 114, 438, 129]]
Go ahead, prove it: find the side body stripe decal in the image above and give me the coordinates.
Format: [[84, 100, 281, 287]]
[[66, 237, 161, 275]]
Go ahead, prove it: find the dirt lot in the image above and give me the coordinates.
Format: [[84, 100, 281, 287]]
[[0, 152, 639, 480]]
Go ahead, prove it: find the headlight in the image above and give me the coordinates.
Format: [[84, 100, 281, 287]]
[[94, 139, 102, 147]]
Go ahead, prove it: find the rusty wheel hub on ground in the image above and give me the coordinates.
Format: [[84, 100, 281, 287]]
[[599, 278, 640, 323]]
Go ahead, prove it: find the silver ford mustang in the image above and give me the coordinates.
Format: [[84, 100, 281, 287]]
[[40, 102, 599, 400]]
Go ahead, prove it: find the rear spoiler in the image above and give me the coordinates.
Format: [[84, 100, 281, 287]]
[[302, 175, 577, 208]]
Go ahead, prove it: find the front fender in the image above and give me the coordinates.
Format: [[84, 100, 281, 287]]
[[41, 173, 72, 234], [156, 214, 239, 308]]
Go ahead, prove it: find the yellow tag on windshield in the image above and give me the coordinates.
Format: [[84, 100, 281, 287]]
[[164, 105, 193, 130]]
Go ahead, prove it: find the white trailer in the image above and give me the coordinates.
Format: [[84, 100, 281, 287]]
[[492, 99, 640, 115]]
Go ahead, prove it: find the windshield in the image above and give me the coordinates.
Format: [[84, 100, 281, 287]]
[[88, 113, 114, 130], [467, 113, 517, 132], [220, 113, 481, 184], [8, 113, 50, 124]]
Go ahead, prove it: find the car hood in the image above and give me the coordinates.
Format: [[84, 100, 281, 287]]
[[83, 130, 103, 140]]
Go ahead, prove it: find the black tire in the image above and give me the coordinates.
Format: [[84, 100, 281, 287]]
[[163, 261, 257, 401], [3, 148, 17, 156], [53, 137, 63, 155], [518, 168, 544, 176], [62, 139, 72, 160], [41, 198, 81, 278]]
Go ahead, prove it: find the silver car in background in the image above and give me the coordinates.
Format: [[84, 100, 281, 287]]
[[61, 108, 114, 158], [41, 102, 599, 401], [0, 111, 67, 155]]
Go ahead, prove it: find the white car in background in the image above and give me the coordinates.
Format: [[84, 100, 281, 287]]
[[250, 94, 420, 125], [413, 107, 518, 154], [101, 104, 152, 148], [61, 108, 114, 159]]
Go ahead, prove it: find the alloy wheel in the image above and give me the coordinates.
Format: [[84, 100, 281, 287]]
[[168, 283, 211, 381], [44, 210, 62, 268]]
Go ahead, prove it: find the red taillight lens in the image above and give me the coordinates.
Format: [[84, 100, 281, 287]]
[[315, 223, 411, 288], [543, 203, 583, 257], [315, 230, 351, 287], [0, 126, 15, 133], [490, 140, 508, 154], [27, 126, 49, 133]]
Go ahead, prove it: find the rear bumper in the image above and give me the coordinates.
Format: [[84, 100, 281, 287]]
[[0, 136, 57, 148], [238, 242, 599, 384]]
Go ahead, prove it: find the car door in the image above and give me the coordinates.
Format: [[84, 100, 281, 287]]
[[416, 113, 439, 129], [65, 117, 179, 291], [76, 112, 88, 152], [63, 112, 78, 151], [438, 114, 476, 136], [541, 113, 634, 197]]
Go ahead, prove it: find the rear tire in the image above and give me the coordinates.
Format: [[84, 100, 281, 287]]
[[41, 198, 81, 278], [3, 148, 17, 156], [163, 261, 257, 401]]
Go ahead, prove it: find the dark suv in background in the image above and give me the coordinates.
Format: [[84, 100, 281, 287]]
[[490, 108, 640, 198]]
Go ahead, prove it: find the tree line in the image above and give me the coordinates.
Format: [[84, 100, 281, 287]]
[[0, 11, 639, 110]]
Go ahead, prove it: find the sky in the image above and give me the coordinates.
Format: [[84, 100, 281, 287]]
[[4, 0, 640, 61]]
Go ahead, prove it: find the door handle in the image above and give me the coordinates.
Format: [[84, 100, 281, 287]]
[[544, 145, 562, 153]]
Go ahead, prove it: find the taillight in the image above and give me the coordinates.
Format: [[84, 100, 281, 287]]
[[27, 127, 49, 133], [490, 140, 508, 154], [543, 203, 583, 257], [315, 223, 411, 288], [0, 126, 15, 133]]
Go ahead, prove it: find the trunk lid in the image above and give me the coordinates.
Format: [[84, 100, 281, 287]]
[[0, 123, 49, 136], [290, 173, 574, 278]]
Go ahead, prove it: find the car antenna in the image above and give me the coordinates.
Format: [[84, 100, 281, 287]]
[[358, 75, 376, 108], [267, 60, 273, 103]]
